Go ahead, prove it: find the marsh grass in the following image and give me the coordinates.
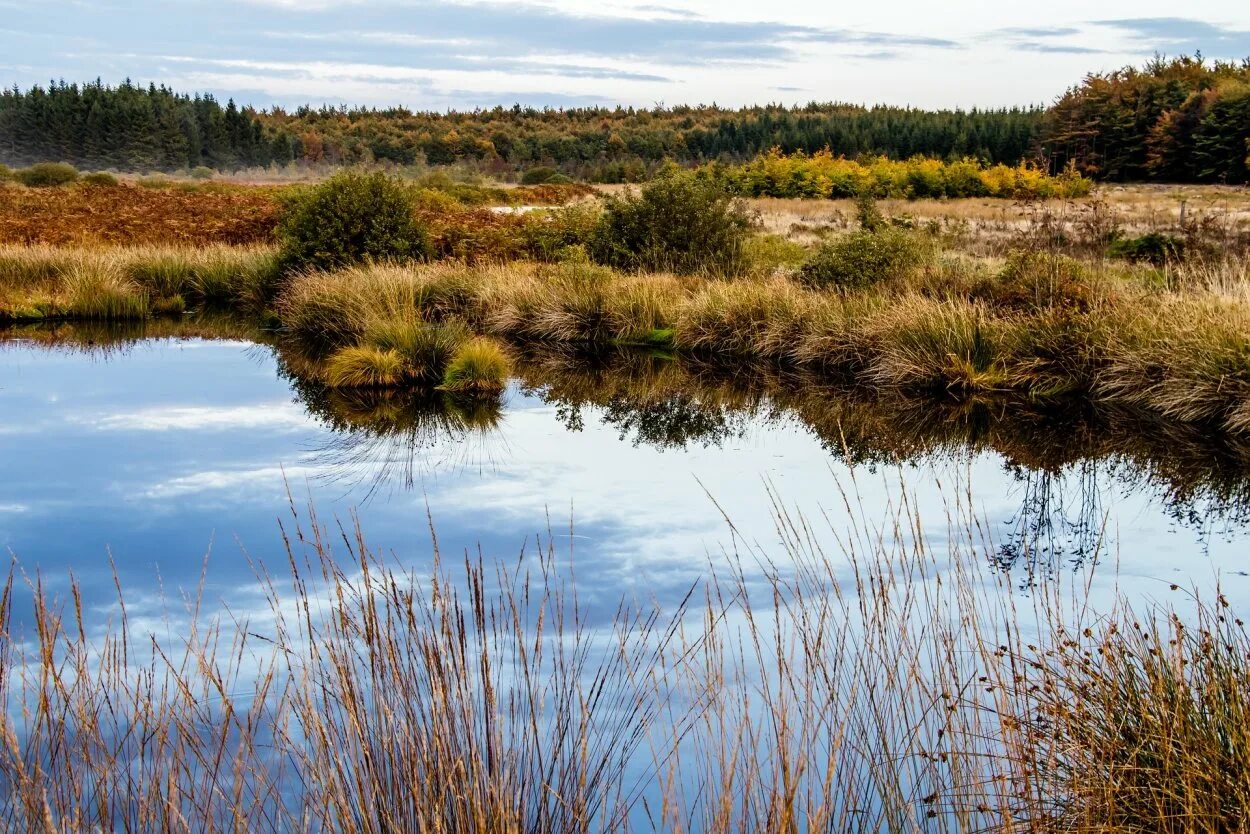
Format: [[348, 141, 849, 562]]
[[117, 245, 281, 307], [269, 257, 1250, 435], [365, 317, 471, 381], [6, 234, 1250, 436], [1098, 296, 1250, 434], [998, 590, 1250, 832], [865, 298, 1015, 393], [0, 245, 279, 321], [441, 337, 511, 392], [673, 277, 807, 358], [323, 345, 407, 387], [61, 256, 149, 320], [0, 504, 695, 833], [2, 491, 1247, 832], [277, 263, 464, 350]]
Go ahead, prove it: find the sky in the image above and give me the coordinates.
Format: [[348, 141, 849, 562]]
[[3, 0, 1250, 112]]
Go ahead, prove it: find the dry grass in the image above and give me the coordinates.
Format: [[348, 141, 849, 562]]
[[0, 245, 280, 320], [269, 257, 1250, 435], [1098, 295, 1250, 434], [277, 263, 438, 348], [999, 591, 1250, 831], [478, 263, 683, 345], [1, 492, 1246, 832], [323, 345, 407, 387], [753, 186, 1250, 256]]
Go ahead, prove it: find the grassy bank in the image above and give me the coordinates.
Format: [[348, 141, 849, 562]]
[[272, 256, 1250, 435], [0, 244, 281, 320], [4, 242, 1250, 436], [0, 497, 1245, 832]]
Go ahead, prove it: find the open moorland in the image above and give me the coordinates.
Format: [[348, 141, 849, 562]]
[[3, 53, 1250, 834], [2, 163, 1249, 433]]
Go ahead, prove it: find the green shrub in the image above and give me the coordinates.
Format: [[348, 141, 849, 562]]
[[798, 228, 932, 291], [1108, 232, 1185, 265], [520, 166, 561, 185], [15, 162, 80, 187], [80, 171, 119, 187], [0, 163, 11, 181], [520, 204, 601, 261], [854, 195, 887, 232], [277, 171, 429, 273], [190, 166, 215, 180], [588, 170, 754, 276]]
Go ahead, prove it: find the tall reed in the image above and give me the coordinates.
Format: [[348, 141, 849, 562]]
[[2, 492, 1247, 832]]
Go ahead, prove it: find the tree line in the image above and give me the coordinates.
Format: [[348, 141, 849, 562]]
[[1, 56, 1247, 183], [262, 101, 1045, 179], [0, 80, 300, 171], [1044, 55, 1250, 183]]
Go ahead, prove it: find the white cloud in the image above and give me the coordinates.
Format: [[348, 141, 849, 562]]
[[141, 464, 322, 499], [83, 403, 313, 433]]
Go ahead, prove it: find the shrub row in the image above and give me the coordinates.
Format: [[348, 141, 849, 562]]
[[705, 148, 1092, 200], [280, 169, 755, 278]]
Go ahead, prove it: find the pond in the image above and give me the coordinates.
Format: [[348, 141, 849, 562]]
[[5, 321, 1250, 830], [3, 323, 1248, 622]]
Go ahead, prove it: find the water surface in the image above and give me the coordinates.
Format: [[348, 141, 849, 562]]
[[3, 328, 1248, 625]]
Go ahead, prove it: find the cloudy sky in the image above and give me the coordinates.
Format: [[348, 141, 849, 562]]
[[3, 0, 1249, 111]]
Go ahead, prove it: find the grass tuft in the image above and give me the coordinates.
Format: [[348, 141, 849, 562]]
[[441, 337, 512, 392], [322, 345, 406, 388], [61, 257, 149, 320], [364, 317, 471, 382]]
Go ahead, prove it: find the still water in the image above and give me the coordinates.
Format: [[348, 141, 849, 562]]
[[2, 328, 1248, 624]]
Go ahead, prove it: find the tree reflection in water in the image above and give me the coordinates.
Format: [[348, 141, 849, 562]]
[[8, 320, 1250, 585], [992, 461, 1106, 588]]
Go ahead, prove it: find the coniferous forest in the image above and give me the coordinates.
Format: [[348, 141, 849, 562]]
[[1, 55, 1248, 182], [0, 81, 300, 171]]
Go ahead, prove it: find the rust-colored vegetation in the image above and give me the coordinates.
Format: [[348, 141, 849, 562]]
[[0, 182, 281, 246]]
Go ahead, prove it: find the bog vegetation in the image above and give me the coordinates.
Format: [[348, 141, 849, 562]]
[[0, 492, 1247, 832], [3, 47, 1250, 834], [2, 165, 1250, 430]]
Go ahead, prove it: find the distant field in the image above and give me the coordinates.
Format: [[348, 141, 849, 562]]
[[750, 184, 1250, 251], [4, 176, 1244, 250], [0, 181, 283, 246], [0, 179, 592, 247]]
